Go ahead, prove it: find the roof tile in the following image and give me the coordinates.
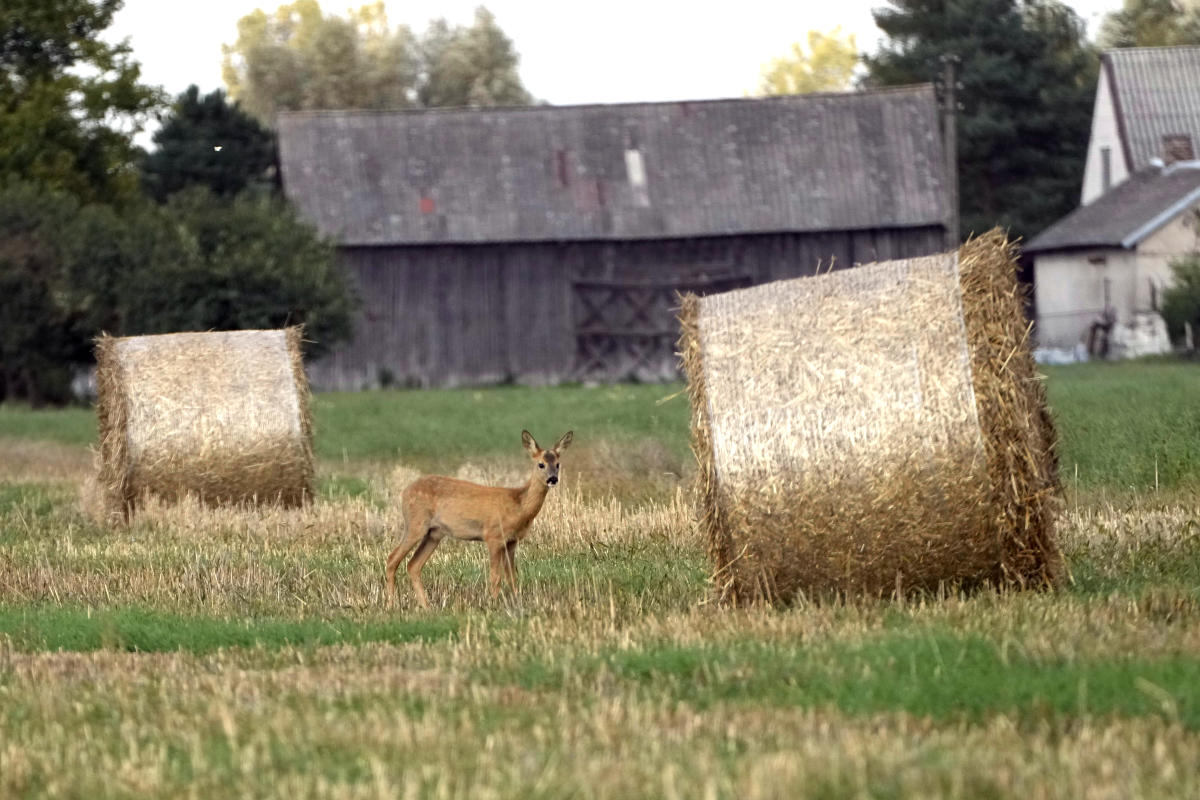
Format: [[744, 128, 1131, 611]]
[[1025, 163, 1200, 252], [277, 87, 948, 245]]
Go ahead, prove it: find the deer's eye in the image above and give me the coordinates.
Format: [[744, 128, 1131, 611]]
[[538, 463, 545, 469]]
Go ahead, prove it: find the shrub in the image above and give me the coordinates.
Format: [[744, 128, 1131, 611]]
[[1161, 253, 1200, 347]]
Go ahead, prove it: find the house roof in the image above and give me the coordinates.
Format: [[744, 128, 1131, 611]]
[[276, 86, 948, 246], [1106, 46, 1200, 171], [1025, 162, 1200, 253]]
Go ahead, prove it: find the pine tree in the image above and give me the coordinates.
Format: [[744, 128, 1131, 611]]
[[863, 0, 1097, 242], [141, 86, 278, 202]]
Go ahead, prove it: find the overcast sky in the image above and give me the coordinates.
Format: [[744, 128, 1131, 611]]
[[108, 0, 1124, 107]]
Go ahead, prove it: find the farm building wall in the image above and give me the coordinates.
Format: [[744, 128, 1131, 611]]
[[306, 226, 948, 390], [1033, 202, 1200, 349]]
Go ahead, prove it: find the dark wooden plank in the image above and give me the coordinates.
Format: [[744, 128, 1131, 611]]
[[306, 228, 949, 389]]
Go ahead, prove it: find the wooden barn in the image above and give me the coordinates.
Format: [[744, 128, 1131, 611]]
[[277, 85, 951, 389]]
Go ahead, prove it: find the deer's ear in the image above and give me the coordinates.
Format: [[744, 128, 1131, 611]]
[[554, 430, 573, 453], [521, 430, 539, 455]]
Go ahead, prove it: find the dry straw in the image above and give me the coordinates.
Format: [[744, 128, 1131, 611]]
[[95, 327, 315, 522], [678, 229, 1062, 603]]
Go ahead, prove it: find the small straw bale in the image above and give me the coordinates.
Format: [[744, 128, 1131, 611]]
[[95, 327, 315, 521], [678, 229, 1061, 604]]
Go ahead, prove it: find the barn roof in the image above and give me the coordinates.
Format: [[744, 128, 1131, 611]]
[[1025, 162, 1200, 253], [1105, 46, 1200, 172], [276, 86, 948, 246]]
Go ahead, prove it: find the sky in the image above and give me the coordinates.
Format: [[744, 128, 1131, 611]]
[[108, 0, 1125, 109]]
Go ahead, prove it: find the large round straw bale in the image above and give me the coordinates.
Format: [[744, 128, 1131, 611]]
[[957, 231, 1063, 588], [95, 327, 314, 521], [678, 229, 1061, 603]]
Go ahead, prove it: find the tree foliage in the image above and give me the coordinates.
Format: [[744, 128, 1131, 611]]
[[757, 28, 859, 95], [0, 183, 356, 404], [0, 0, 161, 203], [0, 184, 87, 404], [416, 8, 531, 108], [863, 0, 1097, 244], [152, 189, 356, 350], [141, 86, 278, 202], [1162, 225, 1200, 345], [221, 2, 530, 124], [1098, 0, 1200, 48]]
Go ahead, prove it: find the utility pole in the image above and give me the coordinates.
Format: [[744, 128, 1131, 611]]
[[941, 56, 960, 250]]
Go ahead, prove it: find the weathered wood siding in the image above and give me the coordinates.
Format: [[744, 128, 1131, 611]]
[[308, 227, 946, 390]]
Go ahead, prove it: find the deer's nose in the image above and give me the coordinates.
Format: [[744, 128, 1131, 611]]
[[547, 475, 558, 486]]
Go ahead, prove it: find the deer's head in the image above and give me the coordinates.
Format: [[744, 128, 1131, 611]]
[[522, 430, 573, 486]]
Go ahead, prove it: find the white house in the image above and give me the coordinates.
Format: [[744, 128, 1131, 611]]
[[1029, 45, 1200, 357], [1080, 46, 1200, 205], [1027, 162, 1200, 353]]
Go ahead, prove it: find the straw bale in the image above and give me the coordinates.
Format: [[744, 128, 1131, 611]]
[[958, 231, 1064, 587], [95, 327, 314, 521], [679, 230, 1061, 603]]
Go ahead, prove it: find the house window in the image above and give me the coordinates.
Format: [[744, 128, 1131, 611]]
[[1163, 134, 1195, 164], [1100, 147, 1112, 193]]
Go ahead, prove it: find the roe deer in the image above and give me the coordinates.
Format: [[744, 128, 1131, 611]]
[[385, 429, 573, 609]]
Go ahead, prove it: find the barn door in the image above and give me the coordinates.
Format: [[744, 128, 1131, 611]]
[[572, 274, 751, 382]]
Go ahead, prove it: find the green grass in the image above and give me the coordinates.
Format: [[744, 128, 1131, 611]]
[[0, 404, 94, 447], [4, 359, 1197, 488], [0, 483, 60, 517], [0, 604, 459, 653], [3, 604, 1196, 729], [585, 632, 1200, 727], [1044, 360, 1200, 491], [309, 382, 688, 465], [0, 382, 690, 468], [3, 358, 1200, 797]]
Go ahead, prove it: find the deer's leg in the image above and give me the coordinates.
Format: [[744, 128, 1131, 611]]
[[385, 514, 431, 609], [503, 540, 519, 593], [406, 534, 442, 611], [485, 538, 509, 599]]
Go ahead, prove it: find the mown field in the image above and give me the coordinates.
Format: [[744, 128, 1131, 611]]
[[1, 361, 1199, 798]]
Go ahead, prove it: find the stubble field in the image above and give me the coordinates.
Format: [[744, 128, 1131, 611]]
[[1, 363, 1199, 798]]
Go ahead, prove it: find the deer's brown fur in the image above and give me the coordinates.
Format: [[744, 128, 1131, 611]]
[[385, 430, 572, 609]]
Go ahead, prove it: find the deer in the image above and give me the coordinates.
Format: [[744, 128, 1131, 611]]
[[385, 429, 573, 610]]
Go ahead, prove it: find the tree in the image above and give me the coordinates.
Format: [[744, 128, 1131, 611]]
[[1162, 219, 1200, 345], [1098, 0, 1200, 48], [863, 0, 1097, 244], [221, 2, 530, 124], [417, 8, 531, 108], [1162, 255, 1200, 345], [0, 182, 357, 404], [0, 0, 161, 204], [152, 188, 356, 357], [0, 184, 88, 404], [222, 0, 419, 124], [757, 27, 859, 95], [141, 85, 278, 202]]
